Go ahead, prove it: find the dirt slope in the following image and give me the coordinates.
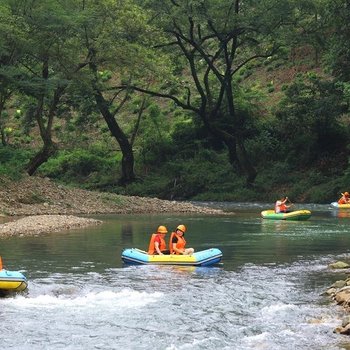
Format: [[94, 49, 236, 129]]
[[0, 176, 223, 216]]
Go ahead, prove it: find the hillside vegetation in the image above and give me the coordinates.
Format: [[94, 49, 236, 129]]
[[1, 0, 350, 203]]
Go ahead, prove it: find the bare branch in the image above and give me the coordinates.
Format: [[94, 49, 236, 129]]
[[112, 89, 130, 117], [113, 84, 199, 114], [130, 93, 148, 147], [231, 47, 279, 76]]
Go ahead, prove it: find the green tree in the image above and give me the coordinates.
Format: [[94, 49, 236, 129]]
[[324, 0, 350, 81], [80, 0, 164, 184], [130, 0, 298, 185], [5, 0, 88, 175], [0, 2, 27, 146], [275, 73, 348, 168], [289, 0, 329, 66]]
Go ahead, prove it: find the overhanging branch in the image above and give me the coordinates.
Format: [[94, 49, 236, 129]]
[[112, 84, 199, 113]]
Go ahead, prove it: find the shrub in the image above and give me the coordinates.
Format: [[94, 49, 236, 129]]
[[39, 148, 118, 184], [0, 147, 33, 179]]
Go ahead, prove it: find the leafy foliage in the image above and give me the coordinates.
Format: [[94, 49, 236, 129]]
[[274, 73, 348, 167], [0, 147, 33, 179], [324, 0, 350, 81], [1, 0, 350, 202], [39, 148, 120, 185]]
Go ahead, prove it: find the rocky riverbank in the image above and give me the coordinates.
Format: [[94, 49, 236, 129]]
[[0, 176, 224, 216], [0, 176, 225, 237], [325, 261, 350, 335]]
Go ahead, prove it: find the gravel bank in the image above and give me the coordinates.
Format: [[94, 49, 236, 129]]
[[0, 215, 102, 237], [0, 176, 225, 237]]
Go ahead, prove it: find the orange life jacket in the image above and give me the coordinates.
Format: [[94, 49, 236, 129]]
[[147, 233, 166, 255], [0, 256, 2, 270], [338, 197, 349, 204], [169, 232, 186, 254], [275, 201, 287, 213]]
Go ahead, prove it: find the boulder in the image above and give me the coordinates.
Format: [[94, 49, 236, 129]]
[[332, 280, 347, 289], [335, 290, 350, 305], [328, 261, 350, 269], [334, 324, 350, 335]]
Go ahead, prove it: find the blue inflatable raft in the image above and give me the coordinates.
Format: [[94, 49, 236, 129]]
[[121, 248, 223, 266]]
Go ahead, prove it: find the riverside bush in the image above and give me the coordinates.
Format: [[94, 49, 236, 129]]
[[0, 147, 32, 179], [109, 173, 171, 198], [39, 149, 118, 183]]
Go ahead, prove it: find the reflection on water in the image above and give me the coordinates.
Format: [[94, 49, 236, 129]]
[[121, 223, 134, 245], [337, 211, 350, 218], [260, 218, 307, 233], [330, 209, 350, 219], [0, 208, 349, 349]]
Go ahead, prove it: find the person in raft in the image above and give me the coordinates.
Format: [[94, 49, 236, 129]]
[[338, 192, 350, 204], [170, 224, 194, 255], [275, 196, 292, 213], [147, 225, 170, 255]]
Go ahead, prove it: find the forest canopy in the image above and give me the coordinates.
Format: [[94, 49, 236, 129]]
[[1, 0, 350, 203]]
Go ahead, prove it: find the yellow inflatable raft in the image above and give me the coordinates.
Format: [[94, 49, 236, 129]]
[[261, 209, 312, 221]]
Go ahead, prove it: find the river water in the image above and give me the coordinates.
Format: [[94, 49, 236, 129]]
[[1, 203, 350, 349]]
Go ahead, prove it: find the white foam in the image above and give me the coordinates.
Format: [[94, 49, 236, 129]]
[[245, 332, 269, 341], [242, 332, 271, 350], [261, 303, 296, 315], [166, 337, 219, 350], [2, 289, 163, 310]]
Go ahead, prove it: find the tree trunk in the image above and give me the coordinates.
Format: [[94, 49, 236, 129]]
[[219, 130, 257, 186], [88, 56, 135, 185], [236, 136, 257, 186], [27, 141, 57, 175], [94, 88, 135, 185], [223, 70, 257, 186], [222, 134, 239, 169], [26, 58, 59, 175], [203, 105, 256, 185]]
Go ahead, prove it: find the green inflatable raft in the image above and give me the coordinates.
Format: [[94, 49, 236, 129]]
[[261, 209, 311, 221]]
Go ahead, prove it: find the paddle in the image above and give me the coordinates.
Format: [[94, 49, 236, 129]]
[[286, 197, 294, 209], [0, 256, 2, 270]]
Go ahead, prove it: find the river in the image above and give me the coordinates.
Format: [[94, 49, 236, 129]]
[[1, 203, 350, 350]]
